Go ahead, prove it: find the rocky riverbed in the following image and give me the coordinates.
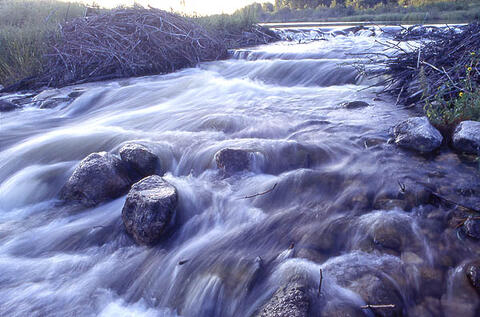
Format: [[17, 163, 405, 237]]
[[0, 25, 480, 316]]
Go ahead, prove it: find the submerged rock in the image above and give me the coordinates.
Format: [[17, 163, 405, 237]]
[[119, 143, 159, 180], [341, 101, 370, 109], [60, 152, 131, 207], [464, 217, 480, 239], [466, 262, 480, 292], [215, 148, 250, 174], [350, 274, 404, 317], [122, 175, 178, 245], [255, 282, 309, 317], [0, 100, 19, 112], [452, 121, 480, 154], [393, 117, 443, 153]]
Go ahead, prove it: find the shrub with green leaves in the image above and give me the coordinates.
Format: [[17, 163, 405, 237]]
[[424, 52, 480, 130]]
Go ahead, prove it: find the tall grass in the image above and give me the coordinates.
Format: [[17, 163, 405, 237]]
[[0, 0, 86, 86]]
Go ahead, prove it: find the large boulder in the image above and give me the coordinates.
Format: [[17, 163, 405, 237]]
[[119, 143, 159, 181], [122, 175, 178, 245], [60, 152, 131, 206], [393, 117, 443, 153], [255, 283, 309, 317], [452, 121, 480, 154], [215, 148, 250, 174], [0, 100, 19, 112]]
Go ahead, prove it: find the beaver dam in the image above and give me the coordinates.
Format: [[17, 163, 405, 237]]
[[1, 23, 480, 317]]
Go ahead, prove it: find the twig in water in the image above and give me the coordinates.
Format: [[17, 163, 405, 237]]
[[318, 269, 323, 296], [397, 180, 406, 193], [361, 304, 396, 309], [242, 183, 277, 199], [92, 225, 106, 229], [416, 48, 421, 69], [428, 190, 480, 214]]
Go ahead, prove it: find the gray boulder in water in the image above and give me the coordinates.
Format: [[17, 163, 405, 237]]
[[255, 283, 309, 317], [341, 101, 370, 109], [122, 175, 178, 245], [60, 152, 131, 207], [119, 143, 159, 180], [452, 121, 480, 154], [215, 148, 250, 174], [393, 117, 443, 153], [0, 100, 19, 112]]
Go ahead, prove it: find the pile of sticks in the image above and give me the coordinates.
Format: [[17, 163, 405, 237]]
[[220, 24, 279, 49], [39, 7, 228, 87], [382, 23, 479, 105]]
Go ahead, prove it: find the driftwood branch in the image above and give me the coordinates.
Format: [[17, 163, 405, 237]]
[[361, 304, 396, 309]]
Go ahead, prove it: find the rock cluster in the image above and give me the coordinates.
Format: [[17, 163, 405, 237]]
[[60, 144, 177, 245]]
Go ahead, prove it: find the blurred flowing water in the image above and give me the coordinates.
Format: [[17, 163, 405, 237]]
[[1, 26, 480, 316]]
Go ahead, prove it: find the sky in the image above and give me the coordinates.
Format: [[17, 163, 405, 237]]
[[89, 0, 273, 15]]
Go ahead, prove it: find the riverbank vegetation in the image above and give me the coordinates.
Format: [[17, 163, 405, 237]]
[[0, 0, 86, 86], [244, 0, 480, 23], [382, 23, 480, 134], [0, 0, 273, 89]]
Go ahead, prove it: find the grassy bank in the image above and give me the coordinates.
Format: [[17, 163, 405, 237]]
[[0, 1, 263, 88], [0, 0, 87, 86]]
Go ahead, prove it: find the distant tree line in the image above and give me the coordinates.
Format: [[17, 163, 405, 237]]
[[271, 0, 459, 10], [232, 0, 476, 22]]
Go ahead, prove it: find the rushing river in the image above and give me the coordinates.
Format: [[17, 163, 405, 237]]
[[1, 26, 480, 317]]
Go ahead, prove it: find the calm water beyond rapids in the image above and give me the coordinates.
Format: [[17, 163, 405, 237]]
[[1, 26, 480, 316]]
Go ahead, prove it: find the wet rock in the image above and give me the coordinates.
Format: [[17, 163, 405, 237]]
[[321, 302, 364, 317], [68, 90, 84, 98], [412, 297, 442, 317], [453, 121, 480, 154], [464, 217, 480, 239], [419, 266, 444, 298], [401, 252, 424, 265], [373, 224, 402, 251], [119, 143, 159, 180], [393, 117, 443, 153], [122, 175, 178, 245], [0, 100, 19, 112], [466, 261, 480, 292], [441, 263, 480, 317], [341, 101, 370, 109], [215, 148, 250, 174], [255, 282, 309, 317], [373, 198, 408, 211], [350, 274, 404, 317], [60, 152, 131, 207], [39, 97, 71, 109]]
